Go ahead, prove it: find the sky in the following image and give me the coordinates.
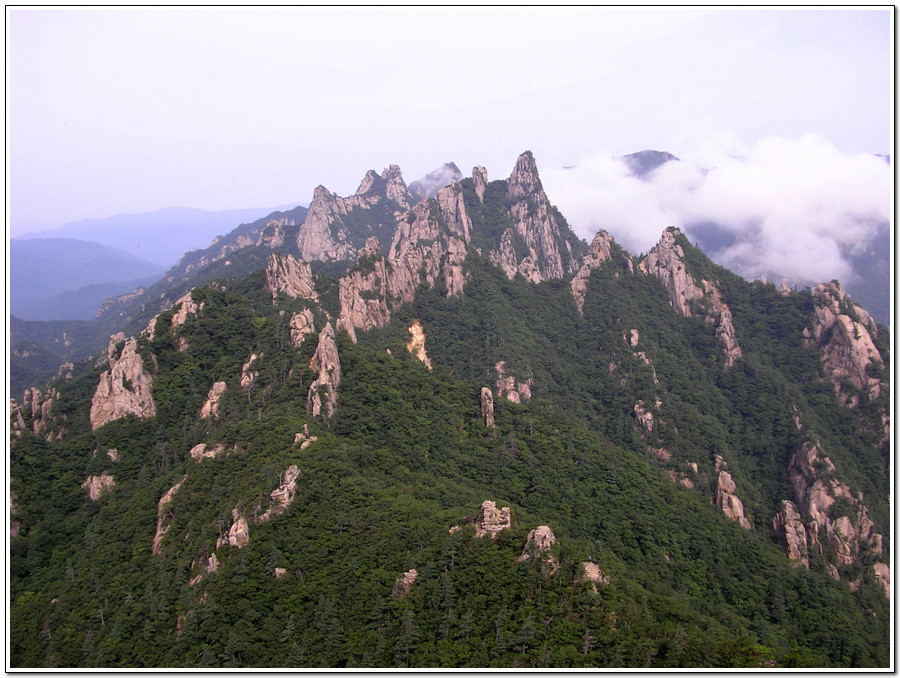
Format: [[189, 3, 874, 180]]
[[8, 7, 893, 273]]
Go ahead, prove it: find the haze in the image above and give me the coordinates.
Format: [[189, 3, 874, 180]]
[[8, 8, 892, 264]]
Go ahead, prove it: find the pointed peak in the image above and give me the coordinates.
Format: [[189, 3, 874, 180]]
[[381, 164, 405, 182], [507, 151, 543, 198], [356, 170, 381, 196], [409, 163, 464, 200]]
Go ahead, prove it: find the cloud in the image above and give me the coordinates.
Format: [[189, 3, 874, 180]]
[[541, 135, 891, 285]]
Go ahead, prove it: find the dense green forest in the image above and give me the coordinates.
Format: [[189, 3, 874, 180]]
[[9, 237, 891, 668]]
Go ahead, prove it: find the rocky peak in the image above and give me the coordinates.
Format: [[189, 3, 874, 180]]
[[381, 164, 412, 209], [472, 166, 488, 202], [805, 282, 883, 407], [507, 151, 542, 200], [409, 162, 463, 200], [571, 229, 614, 315], [90, 335, 157, 430], [295, 185, 359, 263], [475, 500, 511, 538], [307, 322, 341, 418], [266, 253, 318, 301]]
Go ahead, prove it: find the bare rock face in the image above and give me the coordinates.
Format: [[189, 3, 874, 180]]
[[266, 253, 318, 301], [787, 440, 884, 568], [22, 387, 62, 440], [152, 475, 187, 555], [475, 500, 511, 538], [571, 229, 614, 315], [405, 320, 433, 370], [274, 567, 288, 579], [772, 500, 809, 567], [241, 353, 262, 389], [190, 443, 225, 462], [633, 400, 655, 434], [434, 182, 473, 242], [82, 472, 115, 501], [338, 238, 392, 336], [517, 526, 559, 573], [392, 569, 419, 598], [714, 471, 752, 529], [805, 282, 883, 407], [257, 219, 285, 249], [200, 381, 226, 420], [495, 361, 532, 403], [10, 399, 26, 440], [289, 309, 316, 347], [873, 563, 891, 599], [472, 166, 488, 202], [90, 336, 157, 430], [171, 291, 201, 329], [581, 561, 610, 593], [227, 508, 250, 548], [480, 387, 495, 428], [307, 322, 341, 418], [256, 465, 300, 523], [640, 228, 742, 367], [490, 151, 576, 283]]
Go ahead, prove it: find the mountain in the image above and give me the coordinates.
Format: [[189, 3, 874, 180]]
[[408, 162, 464, 200], [621, 150, 680, 178], [9, 238, 166, 321], [16, 206, 302, 268], [9, 153, 891, 668]]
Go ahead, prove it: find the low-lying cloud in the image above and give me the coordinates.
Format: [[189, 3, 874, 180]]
[[542, 135, 891, 286]]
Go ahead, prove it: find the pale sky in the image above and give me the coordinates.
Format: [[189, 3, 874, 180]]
[[7, 7, 892, 235]]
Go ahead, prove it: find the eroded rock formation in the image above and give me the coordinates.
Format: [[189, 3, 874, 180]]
[[392, 569, 419, 598], [495, 361, 532, 403], [475, 500, 511, 538], [338, 238, 392, 335], [90, 335, 157, 430], [227, 508, 250, 548], [266, 253, 318, 301], [241, 353, 262, 389], [307, 322, 341, 418], [773, 500, 809, 568], [405, 320, 433, 370], [256, 465, 300, 523], [480, 387, 495, 428], [517, 526, 559, 573], [804, 281, 884, 407], [581, 561, 610, 593], [200, 381, 227, 420], [571, 229, 614, 315], [190, 443, 226, 462], [289, 309, 316, 347], [152, 476, 187, 555], [714, 468, 752, 530], [82, 472, 115, 501]]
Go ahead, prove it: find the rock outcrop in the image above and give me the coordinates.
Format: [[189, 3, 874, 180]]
[[873, 563, 891, 599], [189, 443, 225, 462], [338, 238, 392, 334], [200, 381, 227, 420], [289, 309, 316, 347], [307, 322, 341, 418], [257, 220, 285, 249], [489, 152, 579, 283], [480, 387, 495, 428], [772, 500, 809, 567], [405, 320, 433, 370], [82, 472, 115, 501], [266, 253, 318, 301], [256, 465, 300, 523], [571, 229, 614, 315], [392, 569, 419, 598], [581, 561, 610, 593], [227, 508, 250, 548], [22, 387, 62, 440], [10, 400, 26, 440], [241, 353, 262, 389], [170, 291, 201, 329], [804, 281, 884, 407], [786, 440, 884, 568], [517, 526, 559, 573], [713, 460, 751, 529], [640, 228, 742, 367], [90, 334, 157, 430], [475, 500, 511, 538], [152, 476, 187, 555], [495, 361, 532, 403]]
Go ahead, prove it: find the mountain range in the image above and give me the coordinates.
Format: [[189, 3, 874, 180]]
[[8, 151, 891, 668]]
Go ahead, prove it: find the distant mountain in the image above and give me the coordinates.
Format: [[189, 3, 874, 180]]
[[409, 162, 464, 199], [621, 150, 679, 178], [16, 205, 302, 267], [10, 238, 166, 320]]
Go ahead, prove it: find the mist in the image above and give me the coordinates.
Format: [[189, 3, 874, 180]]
[[541, 135, 891, 287]]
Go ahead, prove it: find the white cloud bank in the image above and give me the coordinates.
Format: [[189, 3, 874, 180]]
[[542, 135, 891, 285]]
